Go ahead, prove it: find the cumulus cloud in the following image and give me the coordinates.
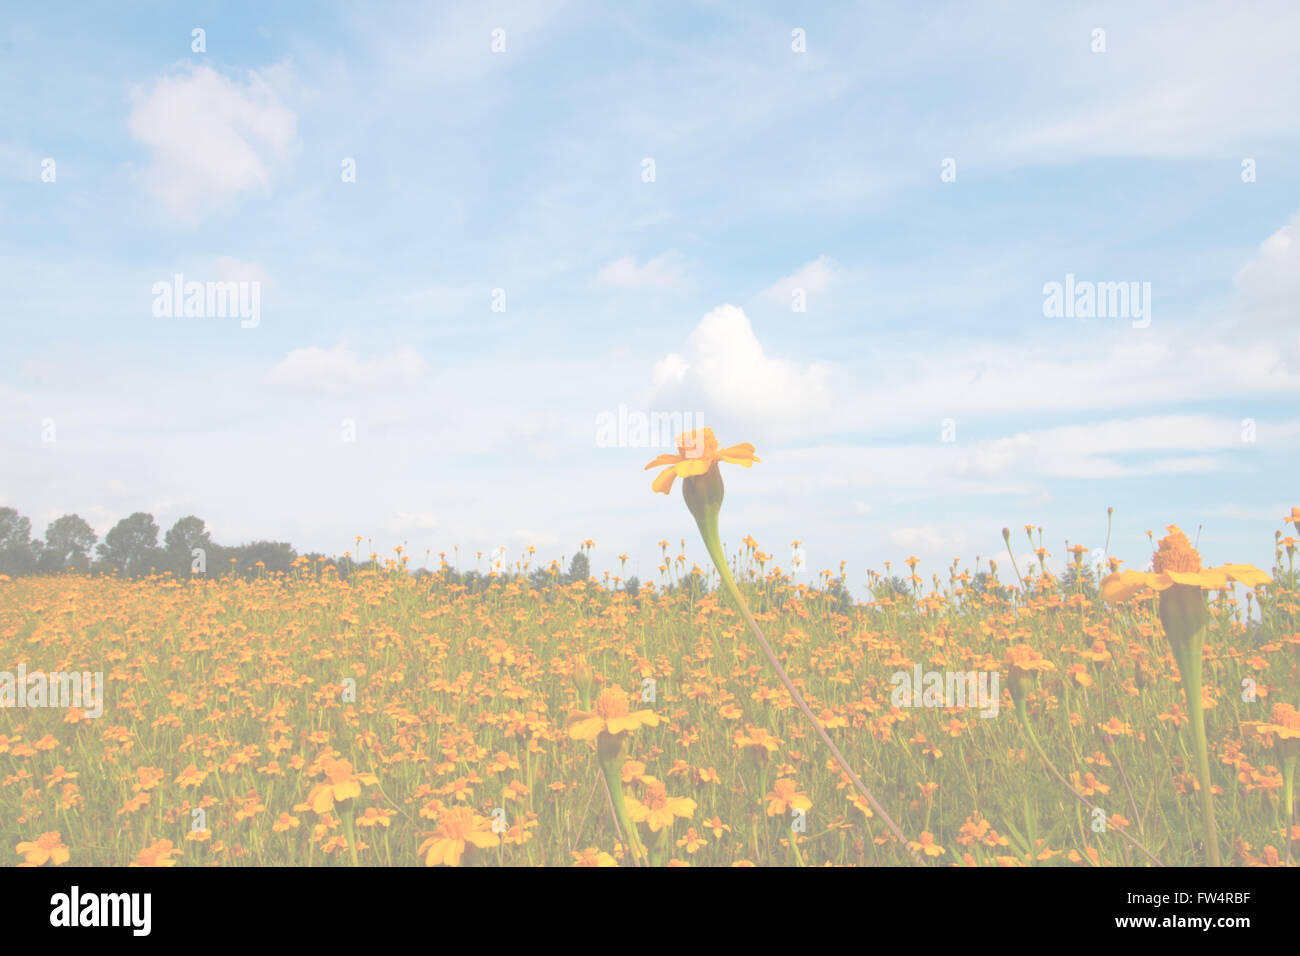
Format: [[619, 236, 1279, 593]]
[[128, 64, 297, 222], [266, 346, 425, 395], [594, 254, 691, 293], [647, 305, 832, 425]]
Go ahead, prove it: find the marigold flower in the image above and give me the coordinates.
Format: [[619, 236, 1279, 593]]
[[643, 428, 759, 495], [130, 839, 180, 867], [565, 686, 660, 742], [624, 778, 696, 833], [1100, 526, 1269, 603], [303, 758, 378, 815], [417, 806, 500, 866], [15, 831, 69, 866], [765, 778, 812, 817]]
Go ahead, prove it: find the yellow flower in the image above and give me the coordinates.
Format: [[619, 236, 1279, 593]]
[[624, 778, 696, 833], [565, 686, 660, 742], [130, 839, 180, 867], [303, 757, 378, 815], [1100, 526, 1270, 602], [907, 831, 946, 858], [418, 806, 500, 866], [765, 778, 812, 817], [1242, 703, 1300, 755], [572, 847, 618, 867], [15, 832, 70, 866], [644, 428, 759, 495]]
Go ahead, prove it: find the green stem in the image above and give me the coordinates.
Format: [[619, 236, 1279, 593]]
[[689, 494, 919, 863], [1171, 633, 1220, 866], [1014, 697, 1164, 866], [598, 753, 645, 865]]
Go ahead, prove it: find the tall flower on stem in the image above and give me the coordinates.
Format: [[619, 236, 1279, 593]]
[[1101, 525, 1270, 866], [566, 686, 660, 864], [646, 428, 916, 861]]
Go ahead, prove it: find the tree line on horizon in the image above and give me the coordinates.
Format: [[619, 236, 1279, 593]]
[[0, 506, 619, 593], [0, 506, 307, 579]]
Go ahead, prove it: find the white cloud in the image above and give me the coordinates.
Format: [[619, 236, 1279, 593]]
[[381, 511, 439, 536], [647, 305, 832, 425], [513, 529, 559, 548], [888, 526, 968, 557], [1231, 208, 1300, 356], [128, 64, 297, 222], [758, 255, 837, 307], [594, 254, 691, 293], [265, 346, 424, 395]]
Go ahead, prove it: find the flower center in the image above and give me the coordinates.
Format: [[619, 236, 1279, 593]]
[[1272, 703, 1300, 731], [1152, 525, 1202, 573], [643, 781, 668, 810], [594, 687, 630, 720], [439, 807, 474, 840]]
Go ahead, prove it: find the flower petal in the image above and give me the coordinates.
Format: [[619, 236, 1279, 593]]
[[643, 453, 682, 471], [651, 467, 678, 495]]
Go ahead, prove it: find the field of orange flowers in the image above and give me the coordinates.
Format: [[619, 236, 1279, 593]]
[[2, 511, 1298, 867]]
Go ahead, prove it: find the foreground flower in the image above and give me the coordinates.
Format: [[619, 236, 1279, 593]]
[[644, 428, 916, 861], [566, 686, 661, 865], [1101, 525, 1269, 867], [418, 806, 500, 866], [625, 778, 696, 834], [644, 427, 758, 495], [765, 779, 812, 817], [572, 847, 618, 867], [565, 686, 660, 747], [1099, 528, 1270, 606], [302, 757, 379, 815], [130, 839, 180, 867], [15, 832, 69, 866]]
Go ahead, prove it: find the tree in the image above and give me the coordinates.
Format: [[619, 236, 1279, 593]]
[[97, 512, 161, 576], [231, 540, 297, 576], [0, 507, 38, 576], [565, 552, 590, 585], [39, 514, 97, 572], [164, 516, 212, 575]]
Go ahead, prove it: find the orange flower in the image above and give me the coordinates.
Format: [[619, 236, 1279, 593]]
[[15, 831, 69, 866], [1242, 703, 1300, 754], [644, 428, 759, 495], [417, 806, 500, 866], [565, 686, 660, 742], [765, 778, 812, 817], [572, 847, 618, 867], [302, 758, 378, 815], [1100, 526, 1270, 603], [130, 839, 180, 867], [907, 831, 946, 858], [624, 778, 696, 833]]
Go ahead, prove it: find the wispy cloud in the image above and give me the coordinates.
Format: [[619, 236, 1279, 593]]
[[266, 346, 425, 395]]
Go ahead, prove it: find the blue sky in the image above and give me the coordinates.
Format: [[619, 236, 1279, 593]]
[[3, 1, 1299, 588]]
